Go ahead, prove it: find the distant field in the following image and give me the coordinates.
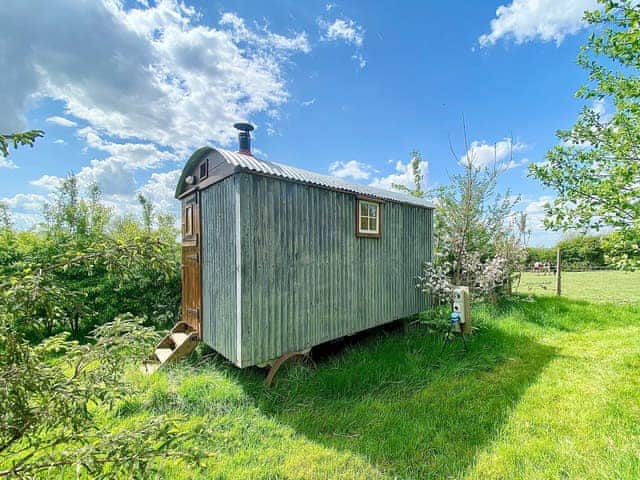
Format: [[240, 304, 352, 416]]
[[517, 270, 640, 304]]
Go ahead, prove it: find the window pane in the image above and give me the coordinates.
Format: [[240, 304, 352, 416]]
[[358, 200, 381, 234], [185, 206, 192, 236]]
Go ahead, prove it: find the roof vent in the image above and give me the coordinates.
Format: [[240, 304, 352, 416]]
[[234, 122, 254, 156]]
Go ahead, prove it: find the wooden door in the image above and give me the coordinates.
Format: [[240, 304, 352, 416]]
[[181, 194, 202, 337]]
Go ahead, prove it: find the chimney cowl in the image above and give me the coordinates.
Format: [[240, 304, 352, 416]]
[[234, 122, 254, 155]]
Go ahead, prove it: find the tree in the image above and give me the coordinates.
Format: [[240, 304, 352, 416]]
[[137, 193, 154, 233], [416, 134, 527, 302], [0, 130, 44, 158], [529, 0, 640, 268], [0, 314, 202, 478], [0, 243, 201, 478], [44, 176, 110, 241], [392, 150, 426, 198], [0, 203, 10, 231]]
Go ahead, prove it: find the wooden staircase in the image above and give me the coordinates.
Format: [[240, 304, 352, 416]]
[[141, 321, 200, 374]]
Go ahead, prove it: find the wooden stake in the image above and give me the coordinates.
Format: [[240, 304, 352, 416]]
[[555, 247, 561, 296]]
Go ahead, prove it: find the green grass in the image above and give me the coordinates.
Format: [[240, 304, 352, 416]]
[[30, 273, 640, 478], [518, 270, 640, 304]]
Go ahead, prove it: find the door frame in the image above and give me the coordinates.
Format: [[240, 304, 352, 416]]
[[181, 192, 202, 337]]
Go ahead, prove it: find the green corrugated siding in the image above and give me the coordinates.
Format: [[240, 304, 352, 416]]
[[201, 176, 238, 363], [238, 173, 432, 366]]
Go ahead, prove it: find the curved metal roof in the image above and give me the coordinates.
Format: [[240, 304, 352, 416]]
[[175, 147, 434, 209]]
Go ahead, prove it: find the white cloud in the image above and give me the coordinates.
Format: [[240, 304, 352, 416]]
[[106, 170, 182, 222], [328, 160, 373, 180], [460, 138, 528, 169], [138, 169, 182, 213], [29, 168, 181, 223], [321, 18, 364, 46], [77, 158, 137, 196], [46, 116, 77, 127], [30, 175, 62, 191], [220, 12, 310, 53], [0, 0, 310, 150], [352, 52, 367, 69], [319, 16, 366, 67], [370, 157, 428, 191], [76, 127, 177, 170], [1, 193, 48, 229], [522, 194, 562, 246], [31, 125, 179, 200], [8, 212, 43, 230], [31, 158, 135, 197], [0, 157, 17, 169], [479, 0, 598, 47], [1, 193, 47, 212], [53, 139, 66, 145]]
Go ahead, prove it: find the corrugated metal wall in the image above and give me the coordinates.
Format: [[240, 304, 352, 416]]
[[238, 173, 432, 367], [201, 176, 238, 363]]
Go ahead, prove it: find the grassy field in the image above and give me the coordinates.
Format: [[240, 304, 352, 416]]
[[27, 273, 640, 478], [518, 270, 640, 304]]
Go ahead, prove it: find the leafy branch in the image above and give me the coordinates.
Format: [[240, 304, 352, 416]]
[[0, 130, 44, 158]]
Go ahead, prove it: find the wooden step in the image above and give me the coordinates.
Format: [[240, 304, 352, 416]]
[[155, 347, 174, 364], [171, 332, 190, 346], [141, 325, 200, 374], [171, 321, 193, 334]]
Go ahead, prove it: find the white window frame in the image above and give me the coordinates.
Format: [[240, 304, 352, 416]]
[[357, 200, 380, 236]]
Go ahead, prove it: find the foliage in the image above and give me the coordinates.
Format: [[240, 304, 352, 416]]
[[0, 130, 44, 158], [558, 235, 607, 268], [0, 131, 200, 477], [0, 204, 10, 231], [0, 313, 205, 478], [391, 150, 426, 198], [138, 193, 154, 233], [415, 261, 453, 305], [526, 246, 557, 266], [529, 0, 640, 269], [0, 241, 204, 477], [527, 232, 640, 270], [416, 136, 528, 303], [527, 234, 609, 269], [43, 176, 110, 242], [603, 226, 640, 270], [1, 234, 179, 339], [1, 175, 181, 338]]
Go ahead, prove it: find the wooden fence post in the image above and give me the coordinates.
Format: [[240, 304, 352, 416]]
[[555, 247, 561, 296]]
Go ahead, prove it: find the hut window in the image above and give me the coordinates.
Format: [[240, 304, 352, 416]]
[[199, 160, 208, 180], [357, 200, 381, 237], [184, 205, 193, 237]]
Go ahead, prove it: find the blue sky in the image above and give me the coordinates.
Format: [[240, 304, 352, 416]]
[[0, 0, 601, 245]]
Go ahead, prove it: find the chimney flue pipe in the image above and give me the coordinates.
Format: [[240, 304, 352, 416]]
[[233, 122, 254, 155]]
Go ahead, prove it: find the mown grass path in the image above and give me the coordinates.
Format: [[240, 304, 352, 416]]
[[103, 280, 640, 480]]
